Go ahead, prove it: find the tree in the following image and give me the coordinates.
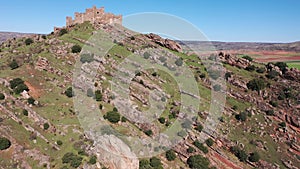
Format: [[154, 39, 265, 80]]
[[230, 146, 248, 162], [62, 152, 83, 168], [245, 65, 256, 72], [0, 137, 11, 150], [9, 78, 24, 89], [56, 140, 63, 146], [165, 150, 176, 161], [187, 155, 210, 169], [242, 55, 253, 62], [205, 138, 214, 147], [195, 123, 203, 132], [235, 111, 247, 122], [278, 122, 286, 128], [249, 152, 260, 162], [88, 155, 97, 164], [158, 117, 165, 124], [150, 157, 162, 168], [144, 130, 153, 136], [23, 109, 28, 116], [95, 90, 102, 101], [43, 123, 50, 130], [9, 59, 19, 70], [28, 97, 35, 105], [139, 159, 151, 169], [265, 110, 274, 116], [247, 78, 266, 92], [187, 146, 195, 153], [71, 45, 82, 53], [104, 111, 120, 123], [59, 29, 68, 36], [193, 140, 208, 154], [0, 93, 5, 100], [14, 83, 29, 94], [256, 67, 266, 73], [175, 58, 183, 66], [266, 70, 279, 79], [25, 38, 33, 45], [275, 62, 288, 73], [65, 87, 73, 98]]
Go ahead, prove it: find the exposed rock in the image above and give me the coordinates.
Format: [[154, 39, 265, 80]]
[[146, 33, 182, 52]]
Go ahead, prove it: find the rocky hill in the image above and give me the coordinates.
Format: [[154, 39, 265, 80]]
[[0, 32, 34, 44], [0, 13, 299, 169]]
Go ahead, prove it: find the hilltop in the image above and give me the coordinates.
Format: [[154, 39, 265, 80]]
[[0, 6, 300, 169], [0, 32, 34, 44]]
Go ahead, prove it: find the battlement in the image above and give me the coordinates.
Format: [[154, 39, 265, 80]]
[[54, 6, 122, 33], [66, 6, 122, 27]]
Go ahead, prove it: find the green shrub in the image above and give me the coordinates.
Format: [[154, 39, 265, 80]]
[[9, 59, 19, 70], [247, 78, 266, 92], [25, 38, 34, 45], [0, 93, 5, 100], [242, 55, 253, 62], [278, 122, 286, 128], [43, 123, 50, 130], [166, 150, 176, 161], [187, 146, 195, 153], [158, 117, 165, 124], [28, 97, 35, 105], [249, 152, 260, 162], [95, 90, 102, 101], [245, 65, 256, 71], [205, 138, 214, 147], [62, 152, 83, 168], [269, 100, 278, 107], [104, 111, 120, 123], [139, 159, 151, 169], [175, 58, 183, 66], [56, 140, 63, 146], [87, 88, 94, 97], [275, 62, 288, 73], [143, 52, 150, 59], [121, 116, 127, 122], [150, 157, 162, 168], [230, 146, 248, 162], [71, 45, 82, 53], [187, 155, 210, 169], [14, 83, 29, 94], [195, 123, 203, 132], [23, 109, 28, 116], [65, 87, 73, 98], [144, 130, 153, 136], [9, 78, 24, 89], [265, 110, 274, 116], [256, 67, 266, 73], [0, 137, 11, 150], [235, 111, 247, 122], [59, 29, 68, 36], [193, 140, 208, 154], [88, 155, 97, 164], [266, 70, 279, 79], [213, 84, 221, 91]]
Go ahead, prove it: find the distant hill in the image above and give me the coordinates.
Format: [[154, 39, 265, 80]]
[[179, 41, 300, 52], [0, 32, 34, 44]]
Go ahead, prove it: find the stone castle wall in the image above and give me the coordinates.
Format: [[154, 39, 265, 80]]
[[66, 6, 122, 27], [54, 6, 122, 33]]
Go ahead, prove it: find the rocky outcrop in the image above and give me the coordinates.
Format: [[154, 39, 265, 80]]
[[146, 33, 182, 52]]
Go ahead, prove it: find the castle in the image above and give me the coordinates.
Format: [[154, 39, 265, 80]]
[[54, 6, 122, 33]]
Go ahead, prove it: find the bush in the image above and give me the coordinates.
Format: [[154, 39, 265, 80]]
[[88, 155, 97, 164], [59, 29, 68, 36], [121, 116, 127, 122], [158, 117, 165, 124], [150, 157, 162, 168], [256, 67, 266, 73], [230, 146, 248, 162], [9, 59, 19, 70], [269, 100, 278, 107], [235, 111, 247, 122], [80, 53, 94, 63], [65, 87, 73, 98], [247, 78, 266, 92], [249, 152, 260, 162], [43, 123, 50, 130], [95, 90, 102, 101], [275, 62, 288, 73], [266, 70, 279, 79], [187, 155, 210, 169], [265, 110, 274, 116], [225, 72, 232, 80], [278, 122, 286, 128], [193, 140, 208, 154], [165, 150, 176, 161], [28, 97, 35, 105], [71, 45, 82, 53], [9, 78, 24, 89], [187, 146, 195, 153], [144, 130, 153, 136], [56, 140, 63, 146], [25, 38, 34, 45], [139, 159, 150, 169], [242, 55, 253, 62], [62, 152, 83, 168], [245, 65, 256, 71], [195, 123, 203, 132], [143, 52, 150, 59], [175, 58, 183, 66], [23, 109, 28, 116], [0, 137, 11, 150], [205, 138, 214, 147], [0, 93, 5, 100], [104, 111, 120, 123], [14, 83, 29, 94]]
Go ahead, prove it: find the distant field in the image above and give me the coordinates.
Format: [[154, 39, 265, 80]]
[[287, 61, 300, 70]]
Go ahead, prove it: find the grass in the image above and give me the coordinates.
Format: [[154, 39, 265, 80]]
[[286, 61, 300, 70]]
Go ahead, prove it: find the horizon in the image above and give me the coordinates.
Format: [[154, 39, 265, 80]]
[[1, 0, 300, 43]]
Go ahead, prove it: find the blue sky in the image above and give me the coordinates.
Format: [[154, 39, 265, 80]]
[[1, 0, 299, 42]]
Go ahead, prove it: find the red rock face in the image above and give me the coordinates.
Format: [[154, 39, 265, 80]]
[[146, 33, 182, 52]]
